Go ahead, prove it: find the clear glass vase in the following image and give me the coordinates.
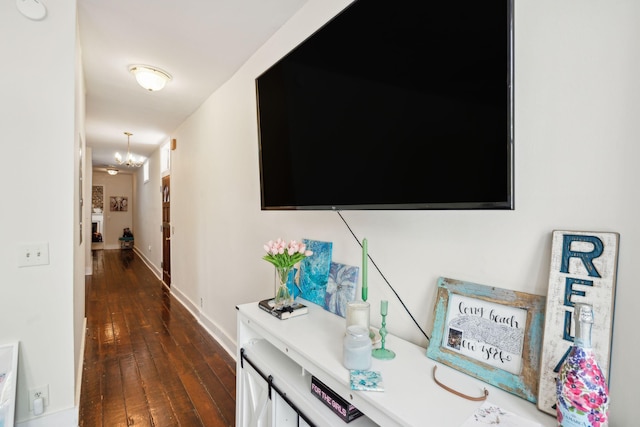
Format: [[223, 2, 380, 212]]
[[274, 267, 294, 309]]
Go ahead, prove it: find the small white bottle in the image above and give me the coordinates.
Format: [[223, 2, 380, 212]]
[[343, 325, 372, 370]]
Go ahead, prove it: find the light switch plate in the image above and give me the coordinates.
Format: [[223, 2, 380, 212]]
[[18, 242, 49, 267]]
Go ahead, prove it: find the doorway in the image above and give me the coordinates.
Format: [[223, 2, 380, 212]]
[[162, 175, 171, 286], [91, 185, 105, 250]]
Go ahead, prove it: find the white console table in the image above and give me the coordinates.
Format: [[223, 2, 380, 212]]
[[236, 299, 556, 426]]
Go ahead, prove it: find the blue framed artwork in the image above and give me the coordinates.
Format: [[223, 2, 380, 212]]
[[426, 277, 545, 403], [299, 239, 332, 306], [324, 262, 359, 317]]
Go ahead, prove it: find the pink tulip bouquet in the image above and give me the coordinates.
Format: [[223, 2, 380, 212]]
[[263, 238, 313, 308], [262, 238, 313, 270], [262, 238, 313, 269]]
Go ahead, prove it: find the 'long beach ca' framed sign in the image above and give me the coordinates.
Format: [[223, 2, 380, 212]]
[[537, 230, 619, 416], [427, 277, 545, 403]]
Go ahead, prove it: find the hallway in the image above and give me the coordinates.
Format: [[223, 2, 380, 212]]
[[79, 249, 236, 426]]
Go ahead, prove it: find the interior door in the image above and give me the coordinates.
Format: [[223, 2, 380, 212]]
[[162, 175, 171, 286]]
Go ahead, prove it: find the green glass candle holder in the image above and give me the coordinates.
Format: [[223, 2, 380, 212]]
[[372, 300, 395, 360]]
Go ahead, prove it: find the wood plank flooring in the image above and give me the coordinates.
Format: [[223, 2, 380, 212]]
[[80, 249, 236, 427]]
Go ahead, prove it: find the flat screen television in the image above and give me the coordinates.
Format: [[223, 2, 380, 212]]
[[256, 0, 514, 210]]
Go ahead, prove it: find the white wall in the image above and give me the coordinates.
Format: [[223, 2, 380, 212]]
[[151, 0, 639, 424], [92, 172, 134, 249], [85, 147, 93, 276], [0, 0, 83, 425], [74, 15, 88, 419], [132, 148, 165, 278]]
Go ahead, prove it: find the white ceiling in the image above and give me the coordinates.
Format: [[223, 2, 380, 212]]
[[77, 0, 308, 172]]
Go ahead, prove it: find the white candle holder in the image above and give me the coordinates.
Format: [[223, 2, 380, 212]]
[[346, 301, 370, 332]]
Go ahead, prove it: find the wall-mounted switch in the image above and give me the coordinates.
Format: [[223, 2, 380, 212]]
[[18, 242, 50, 267]]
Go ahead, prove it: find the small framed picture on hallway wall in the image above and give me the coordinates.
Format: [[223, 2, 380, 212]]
[[110, 196, 128, 211]]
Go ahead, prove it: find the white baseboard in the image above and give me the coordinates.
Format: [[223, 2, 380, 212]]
[[133, 247, 162, 279], [198, 311, 236, 359], [76, 318, 87, 407], [170, 286, 237, 360]]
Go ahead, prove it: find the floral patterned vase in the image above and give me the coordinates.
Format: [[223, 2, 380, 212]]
[[556, 304, 609, 427]]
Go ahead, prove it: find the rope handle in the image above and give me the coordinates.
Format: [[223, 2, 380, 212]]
[[432, 366, 489, 401]]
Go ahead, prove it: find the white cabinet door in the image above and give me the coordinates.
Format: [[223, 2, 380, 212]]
[[240, 360, 309, 427], [240, 363, 271, 427], [272, 393, 299, 427]]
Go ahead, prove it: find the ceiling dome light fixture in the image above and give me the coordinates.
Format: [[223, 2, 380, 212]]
[[106, 168, 119, 176], [129, 64, 172, 91], [115, 132, 143, 167]]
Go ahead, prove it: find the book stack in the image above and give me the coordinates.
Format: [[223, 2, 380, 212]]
[[310, 376, 363, 423], [258, 298, 308, 320]]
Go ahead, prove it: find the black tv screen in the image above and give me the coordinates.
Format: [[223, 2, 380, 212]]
[[257, 0, 514, 210]]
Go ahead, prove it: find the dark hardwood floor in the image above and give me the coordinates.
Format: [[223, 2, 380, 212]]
[[80, 249, 236, 427]]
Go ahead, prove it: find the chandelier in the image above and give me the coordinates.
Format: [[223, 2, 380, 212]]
[[115, 132, 143, 167]]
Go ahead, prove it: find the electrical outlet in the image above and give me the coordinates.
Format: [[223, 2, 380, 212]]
[[200, 298, 204, 308], [28, 385, 49, 411]]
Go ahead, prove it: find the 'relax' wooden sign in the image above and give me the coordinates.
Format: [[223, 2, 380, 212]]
[[537, 230, 619, 416]]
